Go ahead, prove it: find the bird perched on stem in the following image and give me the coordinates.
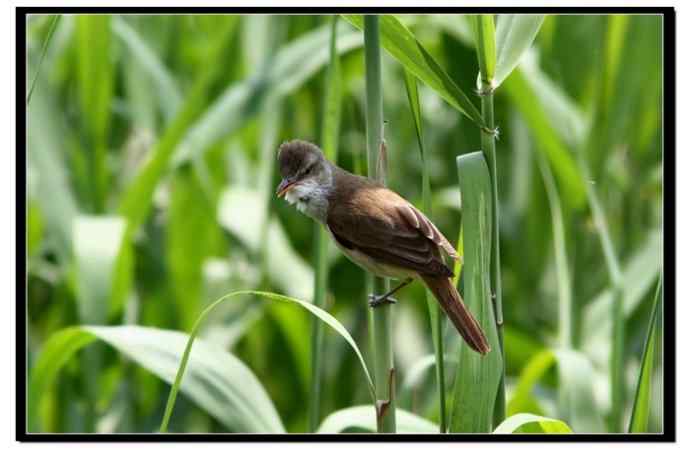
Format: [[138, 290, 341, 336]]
[[276, 139, 490, 355]]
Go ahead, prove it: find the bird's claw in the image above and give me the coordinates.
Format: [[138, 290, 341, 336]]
[[368, 294, 397, 308]]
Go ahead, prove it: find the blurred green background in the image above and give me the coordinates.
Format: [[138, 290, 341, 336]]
[[26, 14, 663, 434]]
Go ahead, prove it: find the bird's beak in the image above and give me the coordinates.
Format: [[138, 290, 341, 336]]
[[276, 178, 296, 198]]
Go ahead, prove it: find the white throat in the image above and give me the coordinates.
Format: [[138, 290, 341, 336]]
[[284, 166, 333, 223]]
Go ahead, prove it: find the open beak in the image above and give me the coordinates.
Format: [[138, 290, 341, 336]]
[[276, 178, 297, 198]]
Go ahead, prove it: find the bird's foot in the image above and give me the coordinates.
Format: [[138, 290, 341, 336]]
[[368, 294, 397, 308]]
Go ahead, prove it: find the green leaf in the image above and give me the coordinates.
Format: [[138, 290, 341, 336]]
[[317, 406, 437, 433], [159, 291, 376, 432], [72, 216, 126, 324], [112, 17, 182, 119], [172, 20, 363, 166], [629, 277, 663, 433], [450, 152, 503, 433], [343, 14, 487, 130], [472, 15, 496, 85], [494, 413, 572, 434], [494, 15, 545, 87], [29, 325, 284, 433]]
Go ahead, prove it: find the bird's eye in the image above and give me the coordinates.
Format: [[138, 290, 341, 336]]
[[304, 164, 315, 175]]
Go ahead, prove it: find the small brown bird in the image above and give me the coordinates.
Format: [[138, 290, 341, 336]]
[[276, 139, 490, 355]]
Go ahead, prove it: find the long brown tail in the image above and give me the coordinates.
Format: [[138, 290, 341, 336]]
[[420, 274, 491, 355]]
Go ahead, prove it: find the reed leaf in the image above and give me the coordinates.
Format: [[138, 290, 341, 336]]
[[28, 325, 284, 433], [343, 14, 487, 131], [450, 152, 503, 433], [494, 15, 545, 87], [629, 276, 663, 433]]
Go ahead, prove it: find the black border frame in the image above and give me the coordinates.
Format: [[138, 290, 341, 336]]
[[16, 5, 676, 443]]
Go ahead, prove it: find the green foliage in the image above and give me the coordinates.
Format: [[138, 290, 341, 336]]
[[26, 14, 663, 435], [450, 152, 503, 433]]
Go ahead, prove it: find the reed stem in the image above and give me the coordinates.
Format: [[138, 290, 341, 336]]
[[364, 15, 396, 433]]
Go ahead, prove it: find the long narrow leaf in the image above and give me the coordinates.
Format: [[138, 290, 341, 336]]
[[472, 15, 496, 85], [343, 15, 487, 131], [159, 291, 376, 432], [450, 152, 503, 433], [494, 15, 545, 87], [629, 277, 663, 433], [28, 325, 284, 433]]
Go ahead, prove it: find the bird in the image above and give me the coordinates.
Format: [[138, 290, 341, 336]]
[[275, 139, 490, 355]]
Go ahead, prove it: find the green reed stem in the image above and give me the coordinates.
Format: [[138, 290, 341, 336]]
[[364, 15, 396, 433]]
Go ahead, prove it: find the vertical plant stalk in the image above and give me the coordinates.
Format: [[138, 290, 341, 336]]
[[364, 15, 396, 433], [479, 63, 506, 431], [403, 71, 446, 433], [473, 14, 505, 427], [309, 15, 341, 433]]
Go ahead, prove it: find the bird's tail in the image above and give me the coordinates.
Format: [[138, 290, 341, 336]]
[[420, 274, 491, 355]]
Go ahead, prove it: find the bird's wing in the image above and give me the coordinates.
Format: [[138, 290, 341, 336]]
[[327, 186, 456, 277]]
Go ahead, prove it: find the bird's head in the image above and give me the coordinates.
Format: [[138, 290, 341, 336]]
[[276, 140, 332, 219]]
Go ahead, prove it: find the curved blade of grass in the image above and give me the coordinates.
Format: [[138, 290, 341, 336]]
[[112, 17, 182, 119], [450, 152, 503, 433], [629, 276, 662, 433], [173, 20, 363, 166], [118, 20, 236, 239], [159, 290, 376, 432], [317, 406, 437, 434], [26, 14, 61, 105], [403, 70, 447, 432], [310, 15, 343, 432], [343, 15, 487, 131], [472, 15, 496, 86], [494, 413, 572, 434], [494, 15, 545, 87], [28, 325, 284, 433]]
